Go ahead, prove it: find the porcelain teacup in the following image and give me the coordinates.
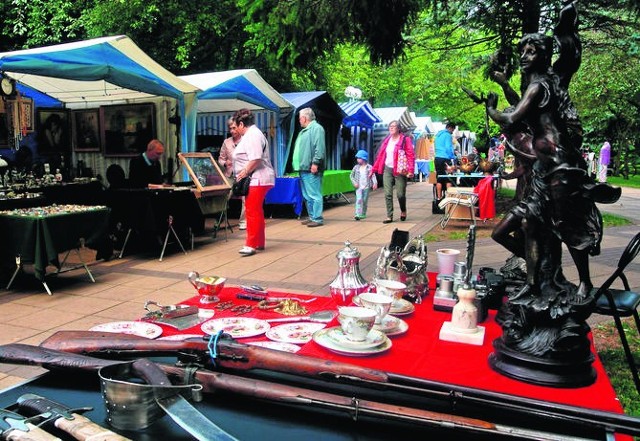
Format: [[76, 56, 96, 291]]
[[337, 306, 376, 342], [358, 293, 393, 324], [372, 279, 407, 304]]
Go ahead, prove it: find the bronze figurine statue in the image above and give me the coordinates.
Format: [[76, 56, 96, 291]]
[[480, 3, 621, 386]]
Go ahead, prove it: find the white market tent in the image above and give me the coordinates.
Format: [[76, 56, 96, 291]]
[[181, 69, 291, 113], [0, 35, 201, 177], [180, 69, 293, 176], [372, 106, 417, 148]]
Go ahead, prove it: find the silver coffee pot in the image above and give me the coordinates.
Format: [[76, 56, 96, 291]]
[[329, 241, 370, 305]]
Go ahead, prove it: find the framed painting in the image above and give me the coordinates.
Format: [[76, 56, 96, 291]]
[[36, 108, 71, 154], [100, 103, 156, 157], [73, 109, 101, 152]]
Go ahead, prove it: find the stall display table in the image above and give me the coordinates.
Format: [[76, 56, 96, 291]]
[[322, 170, 353, 201], [414, 159, 433, 182], [264, 177, 304, 216], [106, 187, 210, 260], [0, 205, 110, 294], [0, 283, 632, 440], [438, 172, 500, 187]]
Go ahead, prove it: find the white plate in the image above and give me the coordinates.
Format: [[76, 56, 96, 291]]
[[201, 317, 270, 338], [265, 322, 327, 344], [374, 316, 409, 336], [313, 327, 392, 357], [326, 327, 387, 349], [158, 334, 203, 341], [89, 321, 163, 339], [247, 341, 301, 353], [389, 298, 415, 315]]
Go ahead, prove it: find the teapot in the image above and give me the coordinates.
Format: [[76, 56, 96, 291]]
[[329, 241, 369, 306]]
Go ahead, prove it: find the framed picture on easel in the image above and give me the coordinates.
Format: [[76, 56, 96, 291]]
[[73, 109, 101, 152], [100, 103, 155, 157]]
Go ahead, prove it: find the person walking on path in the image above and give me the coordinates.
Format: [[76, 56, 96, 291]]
[[599, 140, 611, 183], [292, 107, 326, 227], [349, 150, 377, 220], [371, 120, 415, 223], [218, 117, 246, 230], [232, 109, 275, 256], [433, 122, 457, 201]]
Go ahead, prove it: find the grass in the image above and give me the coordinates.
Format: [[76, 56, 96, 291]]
[[609, 174, 640, 189], [593, 320, 640, 417]]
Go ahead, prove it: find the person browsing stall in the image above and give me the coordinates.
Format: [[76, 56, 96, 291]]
[[218, 117, 246, 230], [232, 108, 275, 256], [128, 139, 165, 188], [434, 122, 456, 201], [292, 107, 326, 227], [371, 120, 415, 223]]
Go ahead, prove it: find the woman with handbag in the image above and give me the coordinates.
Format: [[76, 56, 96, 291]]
[[371, 120, 415, 223], [232, 108, 275, 256]]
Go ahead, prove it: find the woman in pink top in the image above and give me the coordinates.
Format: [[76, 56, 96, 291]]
[[371, 120, 415, 223]]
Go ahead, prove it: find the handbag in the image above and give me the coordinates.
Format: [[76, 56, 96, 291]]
[[396, 137, 409, 175], [232, 175, 252, 197]]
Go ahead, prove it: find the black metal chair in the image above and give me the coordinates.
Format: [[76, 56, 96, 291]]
[[593, 232, 640, 393]]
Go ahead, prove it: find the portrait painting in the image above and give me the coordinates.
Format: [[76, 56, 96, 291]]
[[36, 108, 71, 154], [101, 103, 156, 157], [73, 109, 101, 152]]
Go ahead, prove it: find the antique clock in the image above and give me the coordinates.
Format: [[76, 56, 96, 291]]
[[1, 75, 16, 97]]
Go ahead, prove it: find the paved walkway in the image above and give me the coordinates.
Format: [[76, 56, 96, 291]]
[[0, 180, 638, 389]]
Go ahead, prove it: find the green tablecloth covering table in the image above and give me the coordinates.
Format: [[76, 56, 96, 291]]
[[285, 170, 353, 197], [0, 206, 110, 282]]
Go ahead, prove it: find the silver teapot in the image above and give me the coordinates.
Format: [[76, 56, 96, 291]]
[[329, 241, 369, 306]]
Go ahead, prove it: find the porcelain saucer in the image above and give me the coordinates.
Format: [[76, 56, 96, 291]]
[[326, 327, 387, 349], [313, 327, 392, 357], [389, 298, 415, 315], [373, 316, 409, 336]]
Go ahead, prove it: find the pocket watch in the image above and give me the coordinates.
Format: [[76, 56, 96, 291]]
[[1, 76, 16, 96]]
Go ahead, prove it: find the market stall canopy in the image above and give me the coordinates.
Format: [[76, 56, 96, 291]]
[[281, 91, 347, 171], [0, 35, 199, 106], [373, 106, 417, 131], [0, 35, 200, 151], [411, 113, 435, 134], [180, 69, 292, 114], [339, 100, 381, 129]]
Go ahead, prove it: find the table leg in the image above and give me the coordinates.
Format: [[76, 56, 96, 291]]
[[118, 228, 133, 259], [42, 281, 52, 296], [159, 216, 187, 262], [6, 256, 21, 290]]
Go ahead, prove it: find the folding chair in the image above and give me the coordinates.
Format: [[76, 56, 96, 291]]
[[438, 189, 478, 229], [592, 232, 640, 393]]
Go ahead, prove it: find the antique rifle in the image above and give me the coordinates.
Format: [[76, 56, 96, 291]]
[[39, 331, 640, 437], [0, 343, 596, 441]]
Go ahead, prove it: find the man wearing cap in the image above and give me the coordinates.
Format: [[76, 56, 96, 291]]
[[349, 149, 377, 220]]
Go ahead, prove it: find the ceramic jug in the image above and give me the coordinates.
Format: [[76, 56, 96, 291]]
[[329, 241, 369, 306]]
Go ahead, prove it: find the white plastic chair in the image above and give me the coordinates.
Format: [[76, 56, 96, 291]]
[[438, 190, 478, 229]]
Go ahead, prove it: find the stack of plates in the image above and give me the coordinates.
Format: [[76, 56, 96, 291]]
[[373, 315, 408, 336], [312, 327, 392, 356]]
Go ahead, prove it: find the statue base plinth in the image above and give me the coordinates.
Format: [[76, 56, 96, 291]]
[[439, 321, 485, 346], [489, 338, 596, 388]]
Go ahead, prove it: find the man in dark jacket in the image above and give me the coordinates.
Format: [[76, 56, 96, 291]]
[[128, 139, 164, 188]]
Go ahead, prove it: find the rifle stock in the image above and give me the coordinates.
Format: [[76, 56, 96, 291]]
[[40, 331, 388, 382], [38, 330, 640, 437], [0, 343, 577, 441]]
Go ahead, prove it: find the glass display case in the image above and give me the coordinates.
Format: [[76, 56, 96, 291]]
[[177, 152, 230, 195]]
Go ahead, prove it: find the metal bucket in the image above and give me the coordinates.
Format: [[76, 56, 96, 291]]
[[98, 362, 202, 431]]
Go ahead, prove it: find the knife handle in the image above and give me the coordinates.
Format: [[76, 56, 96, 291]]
[[236, 293, 266, 301]]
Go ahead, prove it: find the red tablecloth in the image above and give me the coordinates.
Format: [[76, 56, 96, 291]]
[[165, 281, 627, 432]]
